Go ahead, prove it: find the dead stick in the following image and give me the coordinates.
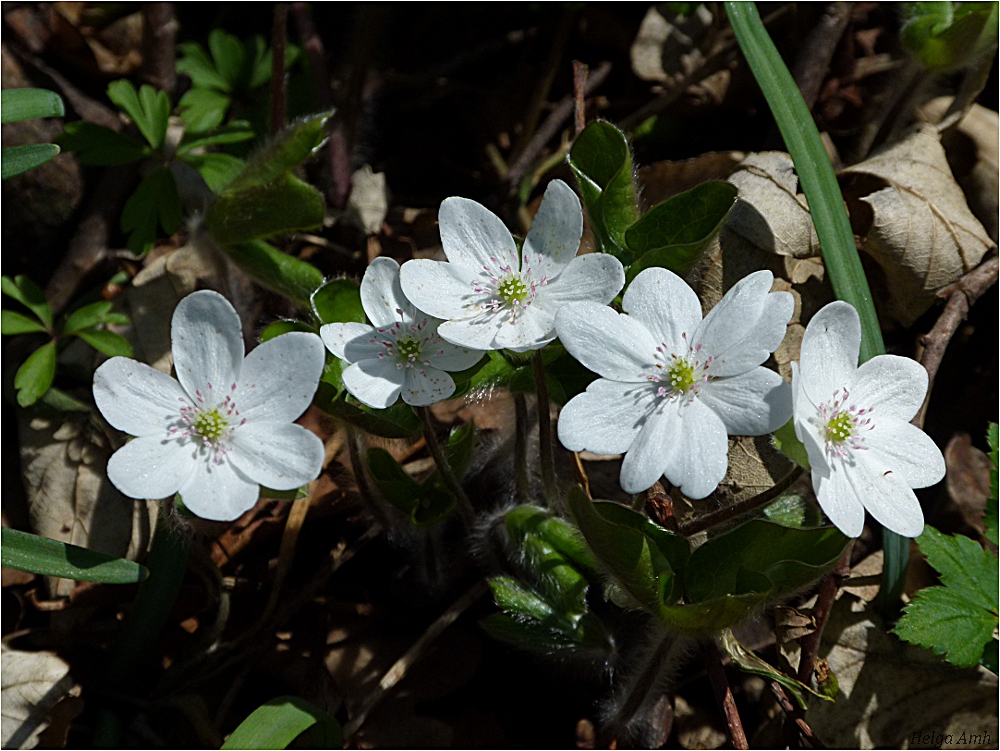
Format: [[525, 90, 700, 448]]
[[572, 60, 588, 136], [139, 3, 178, 94], [677, 467, 803, 536], [915, 249, 998, 427], [768, 682, 827, 748], [270, 3, 288, 136], [796, 543, 852, 685], [702, 640, 748, 750], [790, 2, 853, 111]]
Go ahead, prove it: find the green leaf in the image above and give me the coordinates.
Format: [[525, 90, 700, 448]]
[[74, 327, 134, 358], [61, 300, 124, 335], [489, 576, 560, 624], [521, 536, 589, 618], [39, 387, 91, 413], [314, 382, 421, 438], [763, 493, 823, 528], [206, 172, 325, 246], [720, 629, 832, 709], [56, 121, 147, 166], [684, 519, 847, 604], [1, 275, 53, 330], [120, 167, 183, 253], [177, 120, 255, 153], [14, 340, 56, 407], [986, 422, 998, 546], [772, 418, 810, 470], [2, 309, 47, 334], [177, 42, 232, 92], [2, 88, 64, 123], [568, 120, 640, 262], [260, 319, 316, 342], [2, 527, 149, 584], [219, 240, 324, 308], [107, 80, 170, 150], [229, 112, 332, 191], [568, 486, 687, 612], [902, 2, 999, 71], [365, 447, 455, 525], [209, 29, 246, 89], [480, 613, 579, 653], [1, 143, 60, 179], [895, 526, 998, 668], [658, 588, 771, 631], [222, 696, 342, 750], [311, 277, 365, 326], [177, 87, 231, 134], [624, 181, 738, 280], [183, 153, 245, 193], [504, 505, 599, 573]]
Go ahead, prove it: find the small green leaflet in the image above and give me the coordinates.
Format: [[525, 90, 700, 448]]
[[986, 422, 998, 545]]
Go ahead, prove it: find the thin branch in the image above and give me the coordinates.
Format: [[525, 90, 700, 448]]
[[270, 3, 288, 136], [417, 407, 475, 523], [916, 249, 998, 427], [572, 60, 588, 136], [343, 579, 488, 740], [768, 682, 827, 748], [139, 3, 178, 94], [677, 466, 804, 536], [790, 2, 853, 111], [796, 542, 852, 685], [702, 639, 748, 750], [532, 351, 557, 503]]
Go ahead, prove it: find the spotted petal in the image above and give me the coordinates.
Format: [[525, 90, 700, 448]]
[[179, 457, 261, 522], [320, 322, 380, 363], [94, 357, 188, 437], [399, 259, 483, 322], [401, 366, 456, 406], [341, 357, 406, 409], [171, 290, 244, 404], [106, 435, 194, 500], [522, 179, 583, 278], [235, 332, 325, 423], [438, 196, 519, 278], [229, 421, 325, 490], [361, 256, 416, 327]]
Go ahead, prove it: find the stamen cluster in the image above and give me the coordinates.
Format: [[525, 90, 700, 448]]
[[472, 254, 548, 320], [815, 387, 872, 459], [368, 307, 447, 372]]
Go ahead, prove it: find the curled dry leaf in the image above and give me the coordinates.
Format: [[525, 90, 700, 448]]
[[630, 4, 715, 84], [841, 124, 993, 326], [944, 433, 993, 537], [345, 165, 390, 235], [0, 644, 73, 750], [18, 411, 152, 598]]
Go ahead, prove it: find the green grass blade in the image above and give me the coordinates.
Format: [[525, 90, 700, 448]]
[[723, 2, 907, 616], [1, 527, 148, 584]]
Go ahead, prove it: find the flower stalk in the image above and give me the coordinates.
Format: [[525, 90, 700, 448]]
[[417, 407, 474, 524], [532, 351, 557, 503]]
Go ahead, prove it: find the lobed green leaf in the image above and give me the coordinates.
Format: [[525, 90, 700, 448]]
[[1, 274, 53, 329], [56, 121, 147, 166], [107, 80, 170, 150], [219, 239, 324, 308], [120, 167, 183, 253], [14, 340, 56, 407]]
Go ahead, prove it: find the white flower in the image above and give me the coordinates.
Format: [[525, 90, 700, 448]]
[[791, 301, 944, 538], [399, 179, 625, 351], [556, 268, 794, 498], [320, 257, 484, 408], [93, 290, 326, 522]]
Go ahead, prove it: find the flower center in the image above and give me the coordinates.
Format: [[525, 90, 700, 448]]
[[641, 335, 713, 400], [372, 309, 446, 372], [497, 273, 529, 305], [174, 382, 245, 461], [192, 407, 229, 443], [396, 334, 422, 362], [815, 387, 872, 459], [667, 359, 697, 393]]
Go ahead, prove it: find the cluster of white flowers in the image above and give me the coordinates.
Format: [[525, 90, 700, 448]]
[[94, 178, 944, 538]]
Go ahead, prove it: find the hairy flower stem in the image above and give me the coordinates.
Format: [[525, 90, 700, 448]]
[[513, 392, 530, 502], [417, 407, 474, 524], [677, 466, 803, 536], [532, 351, 557, 505]]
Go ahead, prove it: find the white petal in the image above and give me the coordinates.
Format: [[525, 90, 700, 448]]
[[535, 254, 625, 310], [228, 422, 325, 490], [698, 368, 793, 436], [663, 397, 729, 499], [424, 339, 486, 372], [341, 358, 406, 409], [494, 306, 555, 350], [361, 256, 416, 327], [401, 366, 456, 406], [622, 267, 703, 354], [555, 303, 657, 382], [848, 452, 925, 537], [798, 301, 860, 405], [791, 360, 825, 464], [695, 272, 794, 377], [179, 457, 260, 522], [320, 322, 380, 362], [399, 259, 483, 321], [812, 461, 866, 537], [94, 357, 187, 436], [620, 399, 683, 494], [438, 196, 518, 277], [522, 179, 583, 278], [107, 435, 194, 500], [171, 290, 244, 404], [865, 416, 945, 489], [849, 354, 929, 422], [558, 379, 657, 455], [437, 313, 507, 351], [235, 332, 325, 423]]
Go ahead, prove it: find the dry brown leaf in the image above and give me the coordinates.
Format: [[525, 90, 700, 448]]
[[841, 124, 993, 326], [636, 151, 745, 210], [629, 5, 714, 83], [0, 645, 73, 749], [944, 433, 992, 536]]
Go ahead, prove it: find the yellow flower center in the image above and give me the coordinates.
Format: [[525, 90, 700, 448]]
[[825, 411, 855, 444], [667, 359, 697, 393], [192, 408, 229, 444], [497, 274, 529, 305]]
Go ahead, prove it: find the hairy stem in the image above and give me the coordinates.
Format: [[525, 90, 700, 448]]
[[417, 407, 474, 524], [513, 392, 530, 502], [270, 3, 288, 136], [532, 351, 557, 504]]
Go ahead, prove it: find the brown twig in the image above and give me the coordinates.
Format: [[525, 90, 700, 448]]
[[503, 60, 612, 192], [343, 579, 489, 740], [646, 481, 678, 532], [915, 249, 998, 427], [702, 640, 748, 750], [138, 3, 178, 94], [796, 543, 853, 685], [572, 60, 588, 136], [270, 3, 288, 137], [677, 466, 804, 536], [532, 351, 558, 504], [768, 682, 826, 748], [790, 2, 853, 111]]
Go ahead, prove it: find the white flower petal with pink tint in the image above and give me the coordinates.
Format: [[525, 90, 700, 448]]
[[400, 179, 625, 351], [320, 257, 485, 408], [792, 301, 945, 538], [557, 267, 793, 498], [94, 290, 326, 522]]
